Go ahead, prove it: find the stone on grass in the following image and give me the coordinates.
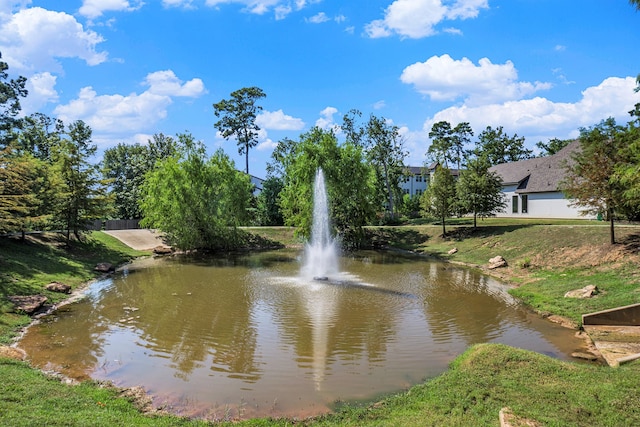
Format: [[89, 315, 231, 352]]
[[488, 255, 508, 269], [7, 295, 48, 315], [0, 346, 26, 360], [564, 285, 598, 299], [94, 262, 115, 273], [448, 248, 458, 255], [45, 282, 71, 294]]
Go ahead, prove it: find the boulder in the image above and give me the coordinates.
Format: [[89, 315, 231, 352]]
[[7, 295, 48, 315], [94, 262, 115, 273], [45, 282, 71, 294], [448, 248, 458, 255], [488, 255, 508, 269], [564, 285, 598, 299], [153, 245, 173, 255]]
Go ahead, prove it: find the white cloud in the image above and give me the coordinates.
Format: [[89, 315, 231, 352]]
[[423, 76, 640, 146], [204, 0, 318, 18], [400, 54, 552, 105], [308, 12, 329, 24], [373, 100, 386, 110], [365, 0, 488, 39], [315, 106, 338, 130], [0, 7, 107, 72], [257, 138, 278, 151], [143, 70, 206, 97], [162, 0, 194, 7], [53, 70, 207, 136], [79, 0, 144, 19], [21, 71, 58, 113], [205, 0, 279, 15], [256, 109, 305, 130], [274, 4, 291, 20]]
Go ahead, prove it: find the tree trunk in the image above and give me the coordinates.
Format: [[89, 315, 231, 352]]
[[609, 207, 616, 244], [383, 163, 394, 218], [473, 211, 477, 228], [245, 147, 250, 175], [441, 215, 446, 237]]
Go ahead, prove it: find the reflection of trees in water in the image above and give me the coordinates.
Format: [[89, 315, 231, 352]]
[[20, 303, 110, 380], [106, 261, 261, 383], [422, 263, 511, 346]]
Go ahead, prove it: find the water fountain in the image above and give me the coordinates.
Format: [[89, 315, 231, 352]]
[[301, 168, 339, 281]]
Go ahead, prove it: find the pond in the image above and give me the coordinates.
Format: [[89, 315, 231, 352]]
[[19, 250, 588, 420]]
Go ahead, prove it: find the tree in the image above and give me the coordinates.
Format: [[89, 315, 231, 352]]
[[474, 126, 533, 166], [536, 138, 572, 156], [562, 118, 627, 244], [278, 127, 377, 248], [421, 165, 457, 236], [364, 114, 406, 219], [451, 122, 474, 170], [456, 156, 506, 228], [631, 0, 640, 11], [256, 176, 284, 226], [614, 104, 640, 220], [0, 145, 40, 236], [213, 86, 266, 174], [427, 121, 454, 167], [140, 133, 253, 250], [17, 113, 64, 161], [0, 52, 28, 147], [51, 120, 111, 242], [102, 134, 177, 219]]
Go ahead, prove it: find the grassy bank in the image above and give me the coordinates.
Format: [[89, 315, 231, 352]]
[[1, 223, 640, 425], [0, 232, 149, 343]]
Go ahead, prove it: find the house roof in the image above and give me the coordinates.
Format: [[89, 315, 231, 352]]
[[489, 140, 581, 194]]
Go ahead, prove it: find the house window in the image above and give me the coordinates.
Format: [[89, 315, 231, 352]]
[[416, 175, 423, 182], [521, 195, 528, 213], [512, 196, 518, 214], [415, 189, 423, 196], [402, 188, 410, 195]]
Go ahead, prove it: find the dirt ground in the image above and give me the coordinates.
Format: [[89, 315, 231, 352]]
[[103, 229, 167, 251]]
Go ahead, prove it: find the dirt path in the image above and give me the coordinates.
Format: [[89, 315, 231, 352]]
[[103, 229, 167, 251]]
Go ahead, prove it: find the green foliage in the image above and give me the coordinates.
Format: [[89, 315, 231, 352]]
[[0, 145, 39, 234], [420, 165, 456, 236], [50, 121, 111, 242], [427, 121, 473, 170], [277, 127, 377, 248], [213, 86, 266, 174], [102, 134, 178, 219], [363, 114, 406, 219], [562, 117, 627, 243], [140, 134, 253, 250], [256, 176, 284, 226], [536, 137, 572, 156], [474, 125, 532, 166], [456, 156, 506, 227], [0, 52, 28, 147], [615, 104, 640, 218], [16, 113, 64, 161]]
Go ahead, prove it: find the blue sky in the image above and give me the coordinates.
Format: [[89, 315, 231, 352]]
[[1, 0, 639, 178]]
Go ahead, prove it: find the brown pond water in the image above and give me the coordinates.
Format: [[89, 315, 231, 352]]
[[19, 250, 588, 420]]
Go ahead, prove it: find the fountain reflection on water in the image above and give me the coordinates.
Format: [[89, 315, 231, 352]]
[[301, 168, 339, 281]]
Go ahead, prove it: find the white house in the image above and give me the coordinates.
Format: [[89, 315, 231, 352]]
[[399, 164, 462, 198], [489, 140, 593, 219]]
